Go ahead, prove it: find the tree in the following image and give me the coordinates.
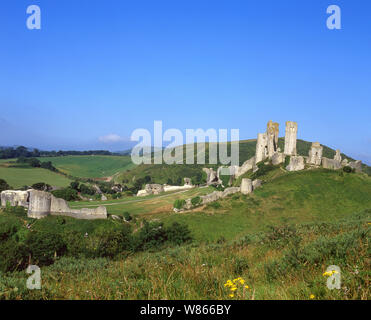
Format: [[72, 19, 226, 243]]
[[31, 182, 51, 191], [52, 188, 79, 201], [70, 181, 80, 191], [0, 179, 10, 192]]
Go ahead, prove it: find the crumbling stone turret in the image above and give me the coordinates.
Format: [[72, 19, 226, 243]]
[[308, 142, 323, 166], [284, 121, 298, 156]]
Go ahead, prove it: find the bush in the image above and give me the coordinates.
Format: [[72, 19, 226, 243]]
[[207, 202, 221, 209], [251, 162, 276, 180], [0, 239, 28, 272], [112, 193, 122, 199], [79, 184, 96, 196], [284, 156, 290, 168], [166, 222, 192, 245], [191, 196, 202, 207], [191, 171, 207, 185], [94, 226, 132, 258], [31, 182, 51, 191], [70, 181, 80, 190], [40, 161, 57, 171], [17, 157, 41, 167], [0, 221, 20, 241], [343, 166, 353, 173], [52, 188, 79, 201], [25, 232, 67, 266], [173, 199, 186, 210], [134, 221, 168, 251], [0, 179, 10, 192], [123, 212, 132, 221]]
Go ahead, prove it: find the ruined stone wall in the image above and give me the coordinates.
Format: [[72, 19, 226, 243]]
[[145, 184, 165, 195], [1, 190, 29, 208], [286, 156, 305, 171], [308, 142, 323, 166], [1, 189, 107, 220], [321, 157, 341, 170]]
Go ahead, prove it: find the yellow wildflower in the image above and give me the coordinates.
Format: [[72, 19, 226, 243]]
[[310, 294, 315, 299], [229, 294, 234, 298]]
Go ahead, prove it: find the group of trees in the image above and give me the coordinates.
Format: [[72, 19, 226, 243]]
[[0, 146, 116, 160], [17, 157, 57, 172], [70, 181, 96, 196]]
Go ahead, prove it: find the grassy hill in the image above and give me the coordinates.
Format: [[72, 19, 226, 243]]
[[0, 160, 72, 188], [37, 155, 135, 179], [117, 138, 370, 186], [74, 168, 371, 242]]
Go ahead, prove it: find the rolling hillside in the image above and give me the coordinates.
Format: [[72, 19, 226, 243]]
[[117, 138, 370, 185], [37, 155, 135, 179], [0, 160, 72, 188]]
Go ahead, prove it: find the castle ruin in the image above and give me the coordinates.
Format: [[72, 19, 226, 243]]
[[1, 189, 107, 220]]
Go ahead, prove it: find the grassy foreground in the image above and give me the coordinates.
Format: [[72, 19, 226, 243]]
[[1, 209, 369, 300]]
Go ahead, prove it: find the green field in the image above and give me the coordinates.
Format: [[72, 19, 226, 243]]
[[37, 155, 135, 178], [0, 165, 72, 188]]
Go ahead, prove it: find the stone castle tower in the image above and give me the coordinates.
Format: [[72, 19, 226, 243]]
[[284, 121, 298, 156], [255, 120, 279, 163], [267, 120, 279, 158]]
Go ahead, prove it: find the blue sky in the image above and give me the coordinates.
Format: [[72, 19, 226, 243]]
[[0, 0, 370, 163]]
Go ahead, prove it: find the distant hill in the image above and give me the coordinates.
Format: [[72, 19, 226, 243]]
[[117, 138, 371, 185]]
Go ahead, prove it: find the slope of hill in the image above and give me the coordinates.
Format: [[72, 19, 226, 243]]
[[117, 138, 370, 186]]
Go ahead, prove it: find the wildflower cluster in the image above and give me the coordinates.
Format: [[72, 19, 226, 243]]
[[322, 270, 339, 277], [224, 277, 249, 299]]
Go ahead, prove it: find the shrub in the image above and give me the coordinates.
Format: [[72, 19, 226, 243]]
[[123, 212, 132, 221], [40, 161, 57, 171], [94, 226, 132, 258], [134, 221, 168, 251], [173, 199, 186, 210], [191, 171, 207, 185], [25, 232, 67, 266], [0, 239, 28, 272], [284, 156, 290, 168], [251, 162, 276, 180], [207, 202, 221, 209], [112, 193, 122, 199], [0, 179, 10, 192], [343, 166, 353, 173], [165, 222, 192, 245], [70, 181, 80, 190], [0, 221, 20, 240], [79, 184, 96, 196], [191, 196, 202, 207], [31, 182, 52, 191], [52, 188, 79, 201]]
